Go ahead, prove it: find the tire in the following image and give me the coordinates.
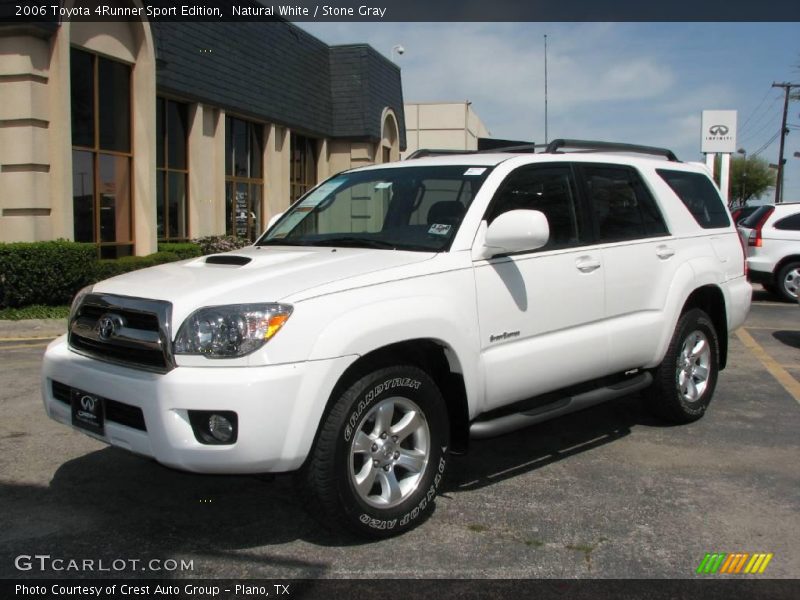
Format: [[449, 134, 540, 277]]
[[776, 261, 800, 303], [300, 365, 449, 538], [648, 308, 720, 424]]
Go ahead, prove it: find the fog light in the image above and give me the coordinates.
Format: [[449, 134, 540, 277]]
[[208, 414, 233, 442], [188, 410, 238, 445]]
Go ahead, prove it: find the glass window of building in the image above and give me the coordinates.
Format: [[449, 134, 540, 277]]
[[225, 116, 264, 241], [70, 47, 133, 258], [290, 133, 318, 202], [157, 98, 189, 240]]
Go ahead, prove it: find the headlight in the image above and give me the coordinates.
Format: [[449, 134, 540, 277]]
[[174, 303, 293, 358], [69, 284, 94, 321]]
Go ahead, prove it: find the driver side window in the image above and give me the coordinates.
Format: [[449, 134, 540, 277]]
[[486, 165, 586, 251]]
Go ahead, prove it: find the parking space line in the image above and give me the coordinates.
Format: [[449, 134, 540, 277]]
[[736, 328, 800, 405]]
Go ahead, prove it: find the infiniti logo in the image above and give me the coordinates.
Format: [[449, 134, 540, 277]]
[[96, 313, 124, 340], [80, 395, 97, 412], [708, 124, 729, 136]]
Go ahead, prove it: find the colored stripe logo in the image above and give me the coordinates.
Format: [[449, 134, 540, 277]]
[[696, 553, 773, 574]]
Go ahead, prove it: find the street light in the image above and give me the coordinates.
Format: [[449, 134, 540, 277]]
[[391, 44, 405, 62]]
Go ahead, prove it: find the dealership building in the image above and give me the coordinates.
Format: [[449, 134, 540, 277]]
[[0, 17, 406, 256]]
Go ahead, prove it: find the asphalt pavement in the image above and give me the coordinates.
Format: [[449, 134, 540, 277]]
[[0, 291, 797, 580]]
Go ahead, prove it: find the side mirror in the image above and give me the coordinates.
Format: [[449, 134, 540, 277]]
[[481, 209, 549, 258], [267, 212, 284, 230]]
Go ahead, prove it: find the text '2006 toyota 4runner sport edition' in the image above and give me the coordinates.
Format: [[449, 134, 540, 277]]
[[42, 139, 752, 537]]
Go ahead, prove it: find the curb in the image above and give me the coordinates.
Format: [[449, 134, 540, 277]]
[[0, 318, 67, 341]]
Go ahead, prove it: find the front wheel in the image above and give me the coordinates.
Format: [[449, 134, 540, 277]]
[[776, 261, 800, 302], [300, 365, 449, 538], [648, 308, 720, 424]]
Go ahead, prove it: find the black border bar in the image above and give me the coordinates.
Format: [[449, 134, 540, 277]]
[[4, 578, 800, 600], [1, 0, 799, 22]]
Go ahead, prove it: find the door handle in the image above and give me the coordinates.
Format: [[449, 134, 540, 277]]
[[575, 256, 601, 273], [656, 245, 675, 260]]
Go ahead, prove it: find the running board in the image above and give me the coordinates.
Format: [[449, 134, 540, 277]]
[[469, 372, 653, 439]]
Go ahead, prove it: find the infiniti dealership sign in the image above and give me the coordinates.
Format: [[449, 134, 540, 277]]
[[701, 110, 737, 153]]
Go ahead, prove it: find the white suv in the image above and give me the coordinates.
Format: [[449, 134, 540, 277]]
[[737, 203, 800, 301], [42, 140, 751, 537]]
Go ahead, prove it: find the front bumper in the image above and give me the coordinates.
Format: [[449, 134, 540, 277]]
[[42, 336, 354, 474]]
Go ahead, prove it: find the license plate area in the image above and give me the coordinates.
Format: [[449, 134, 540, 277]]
[[70, 388, 105, 435]]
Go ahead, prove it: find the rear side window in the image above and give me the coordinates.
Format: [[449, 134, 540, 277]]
[[774, 212, 800, 231], [740, 206, 774, 229], [583, 165, 668, 242], [657, 169, 730, 229]]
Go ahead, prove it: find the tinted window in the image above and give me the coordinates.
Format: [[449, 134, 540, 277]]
[[486, 166, 585, 250], [260, 165, 492, 252], [774, 212, 800, 231], [740, 206, 774, 229], [657, 169, 729, 229], [583, 165, 668, 242]]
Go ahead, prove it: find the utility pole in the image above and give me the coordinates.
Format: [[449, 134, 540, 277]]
[[544, 34, 548, 144], [772, 82, 799, 203]]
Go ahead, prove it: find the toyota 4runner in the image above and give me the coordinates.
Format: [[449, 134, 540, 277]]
[[42, 140, 752, 537]]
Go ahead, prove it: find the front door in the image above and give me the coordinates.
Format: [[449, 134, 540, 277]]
[[473, 164, 608, 412]]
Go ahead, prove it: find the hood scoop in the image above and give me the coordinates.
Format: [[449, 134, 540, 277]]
[[204, 255, 252, 266]]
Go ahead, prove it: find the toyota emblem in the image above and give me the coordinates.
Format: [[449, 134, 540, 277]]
[[96, 313, 124, 340]]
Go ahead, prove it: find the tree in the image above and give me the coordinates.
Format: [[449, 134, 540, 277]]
[[725, 155, 776, 207]]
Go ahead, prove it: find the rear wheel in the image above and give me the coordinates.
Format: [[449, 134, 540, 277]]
[[776, 261, 800, 302], [300, 364, 449, 538], [649, 308, 720, 423]]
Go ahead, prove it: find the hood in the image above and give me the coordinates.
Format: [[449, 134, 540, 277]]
[[93, 246, 435, 318]]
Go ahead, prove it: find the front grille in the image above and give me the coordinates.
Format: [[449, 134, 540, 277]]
[[68, 293, 174, 373], [51, 380, 147, 432]]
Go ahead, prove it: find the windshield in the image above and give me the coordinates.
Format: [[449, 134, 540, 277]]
[[257, 165, 493, 251]]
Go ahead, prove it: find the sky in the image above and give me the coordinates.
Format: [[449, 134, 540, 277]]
[[299, 22, 800, 203]]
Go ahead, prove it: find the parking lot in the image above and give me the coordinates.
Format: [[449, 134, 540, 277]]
[[0, 291, 797, 580]]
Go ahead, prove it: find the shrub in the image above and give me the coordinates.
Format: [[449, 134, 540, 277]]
[[94, 252, 182, 281], [192, 235, 251, 255], [0, 241, 96, 308], [157, 242, 203, 260]]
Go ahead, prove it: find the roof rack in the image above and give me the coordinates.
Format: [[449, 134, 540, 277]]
[[544, 139, 679, 162], [404, 140, 680, 162], [404, 149, 480, 159]]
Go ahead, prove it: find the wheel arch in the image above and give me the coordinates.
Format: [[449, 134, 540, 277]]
[[773, 255, 800, 278], [681, 285, 728, 369], [311, 339, 471, 459]]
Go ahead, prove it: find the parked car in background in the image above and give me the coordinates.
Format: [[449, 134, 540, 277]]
[[730, 205, 760, 225], [737, 203, 800, 301]]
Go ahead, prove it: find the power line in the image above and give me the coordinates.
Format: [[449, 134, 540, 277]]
[[738, 107, 782, 146], [738, 93, 782, 139], [739, 88, 773, 132], [751, 130, 780, 157]]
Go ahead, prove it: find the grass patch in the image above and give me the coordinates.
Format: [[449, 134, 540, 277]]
[[467, 524, 488, 533], [0, 305, 70, 320], [524, 539, 545, 547]]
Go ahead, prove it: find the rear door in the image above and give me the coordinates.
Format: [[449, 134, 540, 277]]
[[577, 163, 675, 372]]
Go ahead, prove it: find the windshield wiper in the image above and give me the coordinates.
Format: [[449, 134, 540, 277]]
[[256, 238, 311, 247], [308, 237, 400, 250]]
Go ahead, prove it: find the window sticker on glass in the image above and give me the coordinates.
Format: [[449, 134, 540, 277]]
[[298, 178, 345, 208], [374, 181, 393, 189], [268, 211, 307, 238], [464, 167, 487, 176], [428, 223, 452, 236]]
